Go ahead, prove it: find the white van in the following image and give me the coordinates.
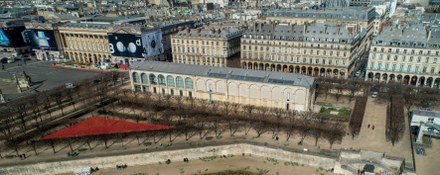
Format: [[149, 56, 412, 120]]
[[7, 57, 15, 63]]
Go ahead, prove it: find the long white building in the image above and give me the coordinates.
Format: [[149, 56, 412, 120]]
[[129, 61, 316, 111]]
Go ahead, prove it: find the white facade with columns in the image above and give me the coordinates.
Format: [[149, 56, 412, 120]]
[[129, 61, 315, 111]]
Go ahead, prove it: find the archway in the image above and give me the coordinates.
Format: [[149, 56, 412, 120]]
[[314, 67, 319, 76], [427, 77, 433, 87], [367, 72, 374, 80], [333, 69, 339, 78], [276, 64, 282, 72], [390, 74, 395, 81], [253, 62, 258, 70], [340, 70, 346, 78], [397, 74, 403, 82], [283, 65, 288, 72], [308, 67, 313, 75], [404, 75, 410, 84], [419, 76, 426, 87], [265, 63, 270, 71], [382, 73, 388, 82], [271, 64, 275, 71], [295, 66, 300, 73], [259, 63, 264, 70], [327, 69, 332, 77], [375, 73, 381, 80], [289, 65, 294, 73], [242, 62, 247, 69], [248, 62, 253, 69], [434, 78, 440, 88], [410, 76, 418, 86], [301, 66, 307, 74], [320, 68, 326, 77]]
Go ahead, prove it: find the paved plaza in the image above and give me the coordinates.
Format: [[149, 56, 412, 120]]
[[0, 61, 100, 101]]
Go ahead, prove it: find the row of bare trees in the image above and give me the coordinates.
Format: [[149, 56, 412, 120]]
[[105, 90, 347, 149], [348, 97, 368, 139], [387, 95, 406, 146], [0, 71, 127, 157]]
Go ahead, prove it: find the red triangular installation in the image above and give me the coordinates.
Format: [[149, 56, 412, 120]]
[[43, 116, 172, 139]]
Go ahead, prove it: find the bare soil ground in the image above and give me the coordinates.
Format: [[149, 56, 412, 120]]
[[64, 156, 341, 175]]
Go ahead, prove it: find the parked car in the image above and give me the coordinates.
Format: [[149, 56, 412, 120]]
[[65, 83, 76, 89], [371, 91, 378, 98], [0, 57, 7, 64]]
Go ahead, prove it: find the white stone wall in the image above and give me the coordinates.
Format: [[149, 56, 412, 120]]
[[0, 144, 335, 175]]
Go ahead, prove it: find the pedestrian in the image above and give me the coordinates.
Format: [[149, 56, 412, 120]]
[[372, 125, 375, 130], [368, 124, 370, 128]]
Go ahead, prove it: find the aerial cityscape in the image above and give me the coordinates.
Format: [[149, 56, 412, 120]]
[[0, 0, 439, 175]]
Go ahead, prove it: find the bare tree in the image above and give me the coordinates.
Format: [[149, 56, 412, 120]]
[[312, 113, 326, 146], [324, 123, 345, 149], [285, 110, 297, 141], [298, 111, 314, 145], [387, 95, 406, 146], [270, 108, 284, 139], [349, 97, 368, 139], [242, 105, 255, 136]]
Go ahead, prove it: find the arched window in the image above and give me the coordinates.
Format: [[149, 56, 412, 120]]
[[132, 72, 140, 83], [176, 76, 184, 88], [167, 75, 175, 87], [185, 77, 193, 89], [158, 74, 166, 85], [149, 74, 157, 85], [141, 73, 148, 84]]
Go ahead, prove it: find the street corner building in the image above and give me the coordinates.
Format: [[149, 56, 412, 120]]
[[129, 61, 316, 112], [241, 21, 367, 79], [365, 20, 440, 88]]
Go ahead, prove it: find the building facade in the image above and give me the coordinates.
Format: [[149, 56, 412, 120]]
[[171, 26, 244, 67], [0, 19, 32, 55], [58, 23, 111, 64], [411, 110, 440, 143], [366, 24, 440, 88], [129, 61, 315, 111], [240, 22, 367, 79], [24, 22, 64, 61]]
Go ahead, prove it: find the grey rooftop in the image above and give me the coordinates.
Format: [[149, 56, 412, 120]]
[[130, 61, 315, 88], [244, 22, 364, 44], [373, 23, 440, 49], [174, 27, 244, 39], [264, 7, 374, 21], [62, 23, 110, 29], [412, 110, 440, 118]]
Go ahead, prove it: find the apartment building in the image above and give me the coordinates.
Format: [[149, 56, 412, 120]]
[[130, 61, 315, 111], [366, 24, 440, 88], [171, 26, 244, 67], [240, 22, 367, 79]]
